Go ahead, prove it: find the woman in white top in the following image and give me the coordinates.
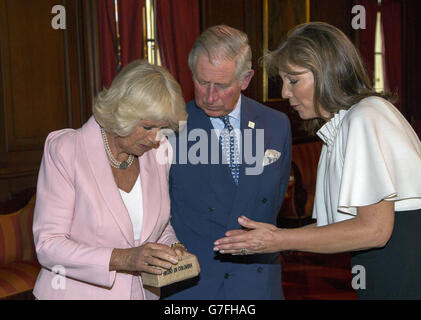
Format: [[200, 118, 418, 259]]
[[213, 22, 421, 299]]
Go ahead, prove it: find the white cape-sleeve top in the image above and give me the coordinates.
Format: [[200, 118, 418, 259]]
[[313, 96, 421, 226]]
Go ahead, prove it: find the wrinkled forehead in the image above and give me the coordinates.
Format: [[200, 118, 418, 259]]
[[139, 118, 170, 128], [196, 50, 236, 68], [194, 54, 237, 81]]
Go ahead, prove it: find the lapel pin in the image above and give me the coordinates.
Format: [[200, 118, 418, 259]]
[[248, 121, 255, 129]]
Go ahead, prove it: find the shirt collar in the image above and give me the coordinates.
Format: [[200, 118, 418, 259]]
[[227, 95, 241, 121], [316, 109, 348, 145]]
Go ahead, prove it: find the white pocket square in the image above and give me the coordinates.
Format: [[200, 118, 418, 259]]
[[262, 149, 281, 167]]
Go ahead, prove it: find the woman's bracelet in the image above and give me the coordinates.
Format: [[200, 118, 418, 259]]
[[171, 242, 186, 250]]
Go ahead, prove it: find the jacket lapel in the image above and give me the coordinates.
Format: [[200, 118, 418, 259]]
[[189, 104, 221, 187], [81, 117, 135, 247]]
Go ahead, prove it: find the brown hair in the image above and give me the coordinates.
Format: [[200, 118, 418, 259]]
[[265, 21, 394, 134]]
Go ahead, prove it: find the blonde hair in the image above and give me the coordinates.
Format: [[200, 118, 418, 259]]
[[265, 22, 394, 134], [93, 60, 187, 136], [188, 25, 252, 81]]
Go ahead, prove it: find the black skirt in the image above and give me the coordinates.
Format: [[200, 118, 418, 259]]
[[351, 208, 421, 299]]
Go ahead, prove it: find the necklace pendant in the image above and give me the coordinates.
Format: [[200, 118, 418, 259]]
[[101, 128, 134, 170], [119, 161, 129, 169]]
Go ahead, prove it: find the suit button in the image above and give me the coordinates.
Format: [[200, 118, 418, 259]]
[[257, 267, 263, 273], [261, 197, 268, 203], [208, 206, 215, 212], [224, 273, 230, 279]]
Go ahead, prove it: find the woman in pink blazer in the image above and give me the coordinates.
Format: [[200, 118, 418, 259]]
[[33, 61, 191, 299]]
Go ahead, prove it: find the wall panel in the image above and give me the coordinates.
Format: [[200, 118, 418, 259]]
[[0, 0, 100, 201], [1, 0, 69, 152]]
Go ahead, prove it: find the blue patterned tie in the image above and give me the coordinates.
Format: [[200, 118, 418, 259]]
[[220, 115, 240, 185]]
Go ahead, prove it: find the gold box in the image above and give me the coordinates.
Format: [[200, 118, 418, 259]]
[[140, 254, 200, 287]]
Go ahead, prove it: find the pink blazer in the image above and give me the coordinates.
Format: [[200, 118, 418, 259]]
[[33, 116, 178, 299]]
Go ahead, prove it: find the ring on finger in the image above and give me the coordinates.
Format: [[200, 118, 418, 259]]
[[241, 248, 249, 255]]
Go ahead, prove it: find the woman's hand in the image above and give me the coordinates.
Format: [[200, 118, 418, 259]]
[[171, 243, 201, 273], [213, 216, 282, 255], [171, 243, 190, 259], [110, 243, 180, 275]]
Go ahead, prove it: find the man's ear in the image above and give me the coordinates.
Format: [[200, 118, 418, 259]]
[[240, 69, 255, 90]]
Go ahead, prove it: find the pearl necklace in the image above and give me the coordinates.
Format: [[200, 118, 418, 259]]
[[100, 128, 135, 169]]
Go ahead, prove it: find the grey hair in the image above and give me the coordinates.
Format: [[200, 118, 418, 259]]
[[93, 60, 187, 136], [188, 25, 252, 81]]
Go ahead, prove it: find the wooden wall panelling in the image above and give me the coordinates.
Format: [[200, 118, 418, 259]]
[[66, 0, 102, 125], [0, 0, 69, 153], [0, 42, 5, 158], [200, 0, 246, 32], [310, 0, 356, 43], [82, 0, 102, 115], [0, 180, 8, 203], [0, 0, 100, 201], [243, 0, 264, 103], [67, 0, 84, 129]]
